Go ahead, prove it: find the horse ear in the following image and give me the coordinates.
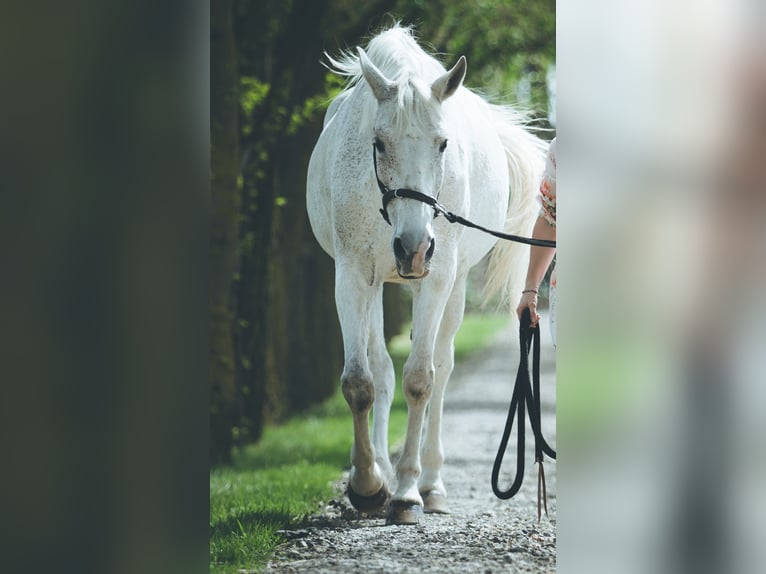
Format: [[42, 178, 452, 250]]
[[432, 56, 467, 102], [358, 47, 396, 102]]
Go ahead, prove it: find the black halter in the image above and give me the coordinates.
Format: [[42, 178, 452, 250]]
[[373, 144, 442, 225], [372, 144, 557, 249]]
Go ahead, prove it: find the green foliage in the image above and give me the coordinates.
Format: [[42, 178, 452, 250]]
[[286, 74, 345, 135], [239, 78, 270, 137], [391, 0, 556, 123]]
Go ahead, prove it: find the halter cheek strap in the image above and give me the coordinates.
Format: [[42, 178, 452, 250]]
[[373, 144, 440, 225]]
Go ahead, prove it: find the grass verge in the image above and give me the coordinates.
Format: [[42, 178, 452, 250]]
[[210, 312, 510, 573]]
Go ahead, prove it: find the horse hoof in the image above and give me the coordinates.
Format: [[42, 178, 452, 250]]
[[421, 491, 450, 514], [347, 484, 389, 513], [386, 500, 424, 525]]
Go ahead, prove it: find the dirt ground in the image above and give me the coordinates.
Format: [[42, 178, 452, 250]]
[[265, 313, 557, 573]]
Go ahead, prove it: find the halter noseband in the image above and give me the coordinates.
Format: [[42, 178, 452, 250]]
[[373, 144, 444, 225]]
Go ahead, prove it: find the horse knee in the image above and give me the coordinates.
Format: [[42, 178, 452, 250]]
[[403, 365, 434, 405], [342, 367, 374, 413]]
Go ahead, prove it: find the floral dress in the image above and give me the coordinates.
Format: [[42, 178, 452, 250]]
[[539, 138, 556, 347]]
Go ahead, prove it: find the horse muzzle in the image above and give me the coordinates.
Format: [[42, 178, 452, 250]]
[[393, 235, 434, 279]]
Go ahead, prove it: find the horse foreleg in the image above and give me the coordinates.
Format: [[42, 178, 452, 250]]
[[335, 264, 389, 512], [388, 275, 454, 525], [418, 275, 467, 514], [368, 291, 396, 485]]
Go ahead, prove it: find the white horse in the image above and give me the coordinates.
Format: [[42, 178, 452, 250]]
[[307, 25, 545, 525]]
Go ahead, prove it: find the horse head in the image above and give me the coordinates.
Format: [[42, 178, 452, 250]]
[[358, 47, 467, 279]]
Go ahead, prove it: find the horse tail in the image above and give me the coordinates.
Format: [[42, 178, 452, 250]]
[[483, 105, 548, 314]]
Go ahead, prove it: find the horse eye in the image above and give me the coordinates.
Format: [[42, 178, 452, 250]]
[[439, 139, 448, 153], [374, 138, 386, 153]]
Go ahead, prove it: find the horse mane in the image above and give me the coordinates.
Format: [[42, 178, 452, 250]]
[[324, 25, 450, 135]]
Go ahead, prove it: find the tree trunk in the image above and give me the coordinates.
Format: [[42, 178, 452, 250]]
[[210, 0, 240, 464]]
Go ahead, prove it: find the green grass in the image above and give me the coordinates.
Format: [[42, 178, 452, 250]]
[[210, 462, 339, 572], [210, 312, 509, 573]]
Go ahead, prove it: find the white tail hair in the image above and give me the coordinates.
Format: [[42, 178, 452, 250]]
[[483, 105, 548, 314]]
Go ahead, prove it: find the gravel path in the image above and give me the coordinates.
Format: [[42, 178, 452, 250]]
[[266, 314, 556, 573]]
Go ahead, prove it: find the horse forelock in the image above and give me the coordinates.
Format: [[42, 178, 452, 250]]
[[365, 26, 445, 83], [389, 79, 444, 134], [326, 25, 449, 136]]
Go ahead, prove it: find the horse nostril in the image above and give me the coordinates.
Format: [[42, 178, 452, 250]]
[[425, 238, 435, 261], [393, 237, 407, 261]]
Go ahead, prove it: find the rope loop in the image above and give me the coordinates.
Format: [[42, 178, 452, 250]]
[[491, 308, 556, 519]]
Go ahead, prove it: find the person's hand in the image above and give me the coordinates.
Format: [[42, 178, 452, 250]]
[[516, 290, 540, 327]]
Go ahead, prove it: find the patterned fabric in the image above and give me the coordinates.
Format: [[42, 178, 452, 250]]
[[541, 138, 557, 348], [538, 138, 557, 227]]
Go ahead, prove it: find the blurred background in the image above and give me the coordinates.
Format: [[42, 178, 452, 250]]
[[557, 1, 765, 573], [210, 0, 556, 465]]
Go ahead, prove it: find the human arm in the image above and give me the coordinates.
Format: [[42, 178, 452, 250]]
[[515, 216, 556, 327]]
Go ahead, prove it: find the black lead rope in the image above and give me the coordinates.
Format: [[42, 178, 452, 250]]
[[491, 308, 556, 520], [373, 145, 557, 249]]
